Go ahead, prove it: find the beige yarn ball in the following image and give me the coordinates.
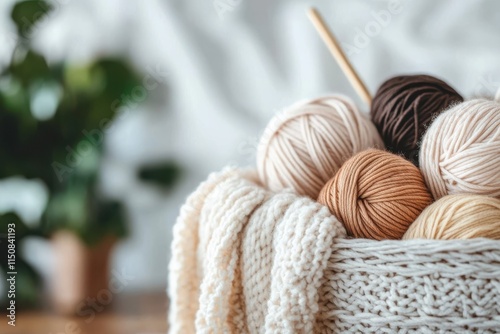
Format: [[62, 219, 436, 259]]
[[403, 194, 500, 240], [257, 95, 384, 198], [419, 99, 500, 200]]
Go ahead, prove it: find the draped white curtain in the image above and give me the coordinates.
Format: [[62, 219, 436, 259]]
[[0, 0, 499, 291]]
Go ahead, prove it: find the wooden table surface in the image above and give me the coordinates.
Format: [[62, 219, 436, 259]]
[[0, 292, 168, 334]]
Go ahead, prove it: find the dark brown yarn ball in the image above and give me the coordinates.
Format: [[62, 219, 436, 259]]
[[370, 75, 463, 165]]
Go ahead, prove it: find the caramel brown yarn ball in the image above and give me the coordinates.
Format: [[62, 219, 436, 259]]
[[370, 75, 463, 165], [318, 149, 433, 240]]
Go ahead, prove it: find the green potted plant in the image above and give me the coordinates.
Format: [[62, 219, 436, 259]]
[[1, 0, 181, 313], [0, 212, 43, 309]]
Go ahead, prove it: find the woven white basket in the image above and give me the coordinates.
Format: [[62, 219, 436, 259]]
[[317, 238, 500, 333]]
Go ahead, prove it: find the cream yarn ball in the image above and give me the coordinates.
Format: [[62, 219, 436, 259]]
[[403, 194, 500, 240], [257, 95, 384, 198], [420, 99, 500, 200]]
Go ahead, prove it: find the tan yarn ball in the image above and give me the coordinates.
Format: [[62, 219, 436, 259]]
[[318, 149, 433, 240], [419, 99, 500, 200], [257, 95, 384, 199], [403, 194, 500, 240]]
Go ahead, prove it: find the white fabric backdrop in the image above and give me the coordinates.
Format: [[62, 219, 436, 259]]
[[1, 0, 499, 291]]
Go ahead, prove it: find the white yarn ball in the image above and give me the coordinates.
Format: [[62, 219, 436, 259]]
[[420, 99, 500, 200], [257, 95, 384, 199]]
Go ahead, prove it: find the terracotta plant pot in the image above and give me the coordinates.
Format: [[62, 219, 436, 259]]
[[51, 231, 115, 315]]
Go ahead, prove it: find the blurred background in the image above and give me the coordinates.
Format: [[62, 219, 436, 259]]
[[0, 0, 499, 332]]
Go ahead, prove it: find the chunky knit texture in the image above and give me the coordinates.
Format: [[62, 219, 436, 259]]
[[319, 238, 500, 333], [168, 167, 500, 333], [168, 167, 346, 333]]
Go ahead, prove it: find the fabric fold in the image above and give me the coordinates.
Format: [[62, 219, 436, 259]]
[[168, 167, 346, 333]]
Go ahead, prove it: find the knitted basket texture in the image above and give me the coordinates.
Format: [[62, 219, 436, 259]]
[[168, 167, 500, 333]]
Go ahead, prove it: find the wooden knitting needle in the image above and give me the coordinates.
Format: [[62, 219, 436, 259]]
[[307, 7, 372, 106]]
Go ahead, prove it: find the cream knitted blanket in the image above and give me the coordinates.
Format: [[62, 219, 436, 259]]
[[168, 167, 346, 333]]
